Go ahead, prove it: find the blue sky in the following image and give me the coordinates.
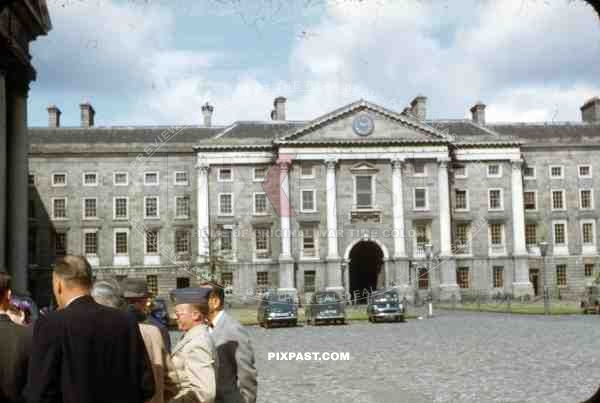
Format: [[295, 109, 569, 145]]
[[28, 0, 600, 127]]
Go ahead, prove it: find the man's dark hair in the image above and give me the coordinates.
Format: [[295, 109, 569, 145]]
[[209, 283, 225, 308], [0, 272, 11, 298], [53, 255, 93, 289]]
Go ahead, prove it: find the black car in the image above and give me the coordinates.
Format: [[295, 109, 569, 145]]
[[367, 290, 405, 322], [305, 291, 345, 325], [257, 291, 298, 328]]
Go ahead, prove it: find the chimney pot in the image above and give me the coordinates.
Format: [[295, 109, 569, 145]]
[[272, 96, 286, 121], [201, 102, 214, 127], [581, 97, 600, 123], [47, 104, 61, 128], [410, 95, 427, 121], [470, 101, 486, 125], [79, 101, 95, 128]]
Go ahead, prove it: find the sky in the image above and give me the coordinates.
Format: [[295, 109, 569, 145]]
[[27, 0, 600, 127]]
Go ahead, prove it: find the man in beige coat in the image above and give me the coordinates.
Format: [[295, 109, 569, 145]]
[[166, 287, 218, 403], [92, 280, 177, 403]]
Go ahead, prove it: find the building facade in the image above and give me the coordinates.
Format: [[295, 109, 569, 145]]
[[27, 95, 600, 304], [1, 0, 51, 293]]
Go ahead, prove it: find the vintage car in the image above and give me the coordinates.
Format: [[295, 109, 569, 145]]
[[305, 290, 346, 325], [367, 290, 405, 322], [257, 290, 298, 328]]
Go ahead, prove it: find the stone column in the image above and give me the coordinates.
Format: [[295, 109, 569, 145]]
[[324, 158, 343, 293], [0, 70, 6, 272], [196, 157, 210, 263], [6, 80, 29, 293], [437, 157, 460, 301], [391, 158, 406, 258], [511, 159, 534, 297], [277, 159, 294, 291]]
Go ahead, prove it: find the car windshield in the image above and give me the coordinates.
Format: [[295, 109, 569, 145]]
[[372, 293, 399, 304], [268, 301, 294, 312], [315, 293, 340, 304]]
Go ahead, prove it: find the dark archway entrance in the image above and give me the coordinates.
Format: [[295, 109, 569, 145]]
[[348, 241, 384, 304]]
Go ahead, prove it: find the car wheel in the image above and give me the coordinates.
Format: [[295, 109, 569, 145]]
[[264, 321, 270, 329], [291, 320, 298, 327]]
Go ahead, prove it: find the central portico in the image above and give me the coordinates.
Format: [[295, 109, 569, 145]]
[[193, 97, 533, 302]]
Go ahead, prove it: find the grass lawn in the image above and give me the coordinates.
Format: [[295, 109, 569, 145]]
[[436, 302, 583, 315]]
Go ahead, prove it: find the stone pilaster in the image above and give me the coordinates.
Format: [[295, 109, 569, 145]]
[[195, 156, 209, 263], [6, 79, 29, 292], [325, 158, 339, 259], [437, 157, 460, 301], [511, 159, 534, 297], [391, 158, 406, 258], [277, 159, 294, 291]]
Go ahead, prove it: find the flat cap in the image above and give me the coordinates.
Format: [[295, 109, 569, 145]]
[[170, 287, 212, 305], [121, 278, 149, 298]]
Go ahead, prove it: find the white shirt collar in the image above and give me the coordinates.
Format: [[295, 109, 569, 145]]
[[209, 310, 224, 333], [65, 294, 86, 308]]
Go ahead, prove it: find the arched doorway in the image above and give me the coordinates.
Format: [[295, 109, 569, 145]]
[[348, 241, 384, 304]]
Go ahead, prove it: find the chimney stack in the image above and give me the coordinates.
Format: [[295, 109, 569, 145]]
[[201, 102, 214, 127], [470, 101, 486, 125], [581, 97, 600, 123], [47, 104, 61, 128], [271, 96, 286, 121], [79, 101, 95, 128], [410, 95, 427, 121]]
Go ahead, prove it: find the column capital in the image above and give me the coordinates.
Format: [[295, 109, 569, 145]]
[[324, 157, 338, 169], [276, 158, 292, 171], [437, 156, 451, 168], [391, 158, 405, 170], [511, 159, 524, 170]]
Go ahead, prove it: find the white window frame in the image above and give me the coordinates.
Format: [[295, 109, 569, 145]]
[[83, 229, 99, 267], [413, 222, 431, 259], [217, 167, 233, 182], [454, 189, 469, 211], [82, 197, 98, 220], [413, 187, 429, 211], [218, 193, 234, 216], [175, 196, 190, 219], [523, 165, 536, 180], [488, 223, 506, 256], [253, 166, 268, 182], [300, 225, 319, 260], [217, 224, 236, 261], [413, 160, 427, 177], [353, 174, 376, 210], [51, 172, 67, 187], [144, 196, 160, 219], [144, 171, 159, 186], [549, 165, 564, 179], [144, 229, 160, 255], [580, 219, 597, 255], [578, 165, 592, 179], [174, 170, 189, 186], [300, 164, 315, 179], [28, 174, 36, 186], [51, 197, 68, 220], [551, 189, 566, 211], [454, 222, 472, 256], [454, 164, 468, 178], [113, 171, 129, 186], [488, 188, 504, 211], [174, 229, 193, 258], [253, 192, 269, 215], [523, 190, 537, 212], [552, 219, 569, 256], [487, 163, 502, 178], [82, 172, 98, 186], [113, 196, 129, 220], [300, 189, 317, 213], [113, 228, 130, 266], [579, 189, 594, 210], [253, 227, 271, 261]]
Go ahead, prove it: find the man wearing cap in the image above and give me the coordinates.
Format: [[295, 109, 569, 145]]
[[166, 287, 218, 403]]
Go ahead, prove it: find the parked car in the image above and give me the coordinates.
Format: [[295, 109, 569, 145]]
[[305, 290, 345, 325], [581, 285, 600, 314], [257, 290, 298, 328], [367, 289, 405, 322]]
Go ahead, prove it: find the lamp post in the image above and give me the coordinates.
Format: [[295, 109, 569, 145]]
[[425, 243, 433, 317], [539, 241, 549, 315]]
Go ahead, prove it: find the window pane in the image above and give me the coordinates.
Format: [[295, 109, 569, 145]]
[[147, 275, 158, 295], [175, 171, 188, 184], [414, 161, 425, 174], [84, 173, 97, 185], [84, 232, 97, 255], [55, 232, 67, 256], [415, 189, 427, 208], [219, 168, 232, 180], [583, 223, 594, 244], [301, 190, 314, 211], [176, 277, 190, 288], [556, 265, 567, 286], [114, 173, 127, 184], [488, 165, 499, 176], [585, 264, 594, 277], [554, 224, 565, 244], [552, 191, 564, 209], [115, 198, 128, 218], [220, 228, 232, 252], [304, 270, 316, 293], [490, 224, 502, 245], [175, 230, 190, 254], [220, 194, 232, 214], [53, 199, 66, 218], [255, 193, 268, 213], [524, 192, 536, 210], [145, 172, 158, 184], [302, 227, 316, 257], [526, 223, 537, 246], [254, 167, 267, 180], [84, 199, 97, 218], [176, 197, 190, 217], [489, 190, 501, 209], [115, 232, 128, 254], [581, 190, 592, 208], [580, 166, 591, 176], [457, 267, 469, 289], [301, 165, 313, 177], [145, 197, 158, 217], [145, 230, 158, 254], [551, 166, 562, 177], [356, 176, 372, 208], [455, 190, 467, 209], [493, 266, 504, 288]]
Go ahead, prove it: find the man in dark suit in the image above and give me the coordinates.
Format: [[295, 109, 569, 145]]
[[202, 283, 257, 403], [24, 255, 156, 403], [0, 271, 32, 403]]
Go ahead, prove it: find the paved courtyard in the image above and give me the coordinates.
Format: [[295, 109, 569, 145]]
[[243, 311, 599, 403]]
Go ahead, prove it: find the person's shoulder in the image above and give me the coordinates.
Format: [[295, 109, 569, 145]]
[[139, 322, 163, 339]]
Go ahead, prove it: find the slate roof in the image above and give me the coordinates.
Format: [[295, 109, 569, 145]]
[[488, 122, 600, 146]]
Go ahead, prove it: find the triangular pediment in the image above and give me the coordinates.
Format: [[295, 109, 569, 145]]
[[278, 99, 450, 144]]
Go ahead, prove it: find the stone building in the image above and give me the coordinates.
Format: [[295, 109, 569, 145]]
[[27, 95, 600, 304], [0, 0, 51, 293]]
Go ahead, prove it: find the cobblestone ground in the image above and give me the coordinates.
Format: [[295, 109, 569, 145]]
[[247, 311, 600, 403], [171, 311, 600, 403]]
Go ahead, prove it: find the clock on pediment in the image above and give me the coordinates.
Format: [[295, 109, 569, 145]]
[[352, 113, 374, 136]]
